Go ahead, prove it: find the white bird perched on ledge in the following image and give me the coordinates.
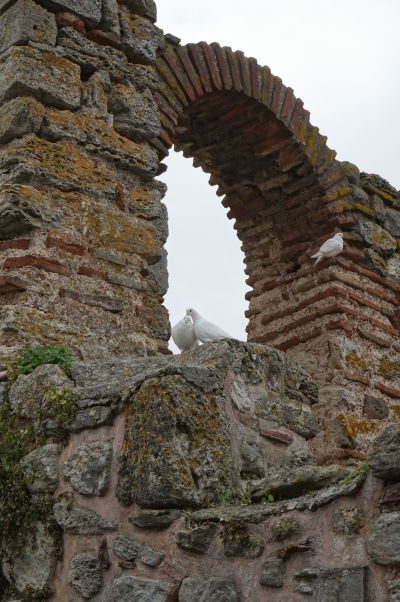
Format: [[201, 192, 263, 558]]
[[311, 232, 344, 266], [186, 307, 233, 343], [171, 315, 199, 352]]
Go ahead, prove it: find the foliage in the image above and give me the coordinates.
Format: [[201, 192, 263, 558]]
[[7, 345, 72, 389], [339, 462, 369, 486]]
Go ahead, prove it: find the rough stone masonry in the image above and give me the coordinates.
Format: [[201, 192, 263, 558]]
[[0, 0, 400, 601]]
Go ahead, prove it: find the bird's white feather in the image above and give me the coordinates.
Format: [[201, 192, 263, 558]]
[[186, 308, 232, 343], [171, 315, 199, 352], [311, 233, 343, 265]]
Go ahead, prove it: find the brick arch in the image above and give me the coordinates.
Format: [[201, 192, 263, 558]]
[[155, 41, 355, 349]]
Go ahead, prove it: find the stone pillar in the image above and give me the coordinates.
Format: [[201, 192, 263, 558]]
[[0, 0, 170, 367]]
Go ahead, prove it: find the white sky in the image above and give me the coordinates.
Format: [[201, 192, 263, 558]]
[[156, 1, 400, 352]]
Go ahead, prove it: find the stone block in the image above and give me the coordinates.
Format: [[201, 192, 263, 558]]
[[113, 576, 170, 602], [0, 184, 62, 240], [108, 84, 160, 141], [120, 7, 160, 64], [358, 220, 397, 253], [0, 135, 117, 199], [383, 208, 400, 237], [0, 0, 57, 54], [0, 46, 81, 110], [99, 0, 121, 35], [179, 576, 240, 602], [129, 509, 181, 528], [0, 97, 45, 144], [260, 557, 285, 588], [67, 405, 114, 432], [294, 567, 367, 601], [53, 498, 118, 534], [9, 364, 74, 420], [41, 0, 102, 27], [363, 394, 388, 419], [176, 524, 217, 553], [68, 553, 103, 599], [255, 397, 318, 439], [223, 527, 264, 559], [240, 438, 265, 478], [63, 440, 112, 496], [21, 443, 61, 493], [2, 523, 56, 594], [368, 425, 400, 481], [332, 506, 364, 538], [119, 0, 157, 22], [112, 535, 164, 567], [80, 72, 109, 119], [270, 515, 301, 541], [41, 109, 159, 176], [366, 512, 400, 566]]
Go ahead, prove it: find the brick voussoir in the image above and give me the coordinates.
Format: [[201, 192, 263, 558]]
[[176, 45, 204, 97], [237, 50, 251, 97], [210, 43, 233, 90], [270, 76, 283, 115], [279, 87, 295, 124], [199, 42, 223, 91], [260, 65, 272, 106], [187, 43, 213, 93], [288, 98, 304, 134], [249, 58, 262, 101], [163, 47, 197, 102], [224, 47, 243, 92], [156, 57, 189, 106]]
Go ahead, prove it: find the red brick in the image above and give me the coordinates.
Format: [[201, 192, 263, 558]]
[[210, 43, 233, 90], [78, 265, 107, 280], [0, 276, 27, 294], [299, 326, 322, 342], [199, 42, 222, 91], [260, 66, 272, 105], [164, 48, 197, 102], [188, 43, 213, 93], [280, 87, 295, 124], [358, 327, 391, 348], [4, 255, 72, 276], [225, 48, 243, 92], [271, 77, 283, 114], [237, 51, 251, 97], [248, 57, 261, 101], [86, 29, 121, 50], [274, 336, 301, 351], [176, 46, 204, 97], [376, 382, 400, 399], [46, 237, 84, 256], [154, 92, 179, 124], [115, 184, 125, 212], [326, 317, 353, 334], [342, 245, 365, 263], [260, 428, 293, 444], [136, 305, 153, 321], [0, 239, 30, 251], [288, 98, 304, 134], [56, 11, 86, 34]]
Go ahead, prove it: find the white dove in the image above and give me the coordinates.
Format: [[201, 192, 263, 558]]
[[186, 308, 233, 343], [171, 315, 199, 352], [311, 232, 344, 266]]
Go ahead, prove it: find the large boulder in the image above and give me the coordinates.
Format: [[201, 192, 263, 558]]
[[366, 512, 400, 566]]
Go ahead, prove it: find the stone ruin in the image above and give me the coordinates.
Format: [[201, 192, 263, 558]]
[[0, 0, 399, 600]]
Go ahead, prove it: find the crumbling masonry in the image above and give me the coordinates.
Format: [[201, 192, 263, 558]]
[[0, 1, 400, 601]]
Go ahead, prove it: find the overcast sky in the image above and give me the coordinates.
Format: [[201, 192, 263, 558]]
[[156, 1, 400, 352]]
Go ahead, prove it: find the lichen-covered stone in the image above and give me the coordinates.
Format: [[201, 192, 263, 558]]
[[113, 576, 169, 602], [389, 579, 400, 602], [0, 135, 117, 199], [0, 97, 45, 144], [383, 208, 400, 237], [68, 552, 103, 599], [21, 443, 61, 494], [118, 373, 234, 508], [80, 71, 110, 120], [63, 440, 112, 496], [368, 425, 400, 481], [119, 0, 157, 22], [260, 557, 285, 588], [341, 161, 360, 185], [176, 524, 217, 553], [100, 0, 121, 35], [223, 526, 264, 559], [2, 523, 56, 594], [41, 0, 102, 27], [366, 512, 400, 566], [53, 498, 118, 534], [41, 108, 159, 176], [120, 7, 160, 64], [0, 0, 57, 54], [0, 46, 81, 110], [333, 507, 364, 538], [240, 439, 265, 478], [358, 220, 397, 253], [179, 576, 240, 602], [9, 364, 74, 420], [255, 397, 318, 439], [0, 184, 62, 240], [108, 84, 160, 141], [67, 405, 114, 432], [270, 515, 301, 541], [129, 509, 181, 528], [112, 535, 164, 567]]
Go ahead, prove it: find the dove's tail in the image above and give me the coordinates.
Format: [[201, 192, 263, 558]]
[[311, 252, 322, 266]]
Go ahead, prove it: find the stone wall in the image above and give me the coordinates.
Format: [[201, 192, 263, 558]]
[[0, 0, 170, 366], [1, 341, 400, 601]]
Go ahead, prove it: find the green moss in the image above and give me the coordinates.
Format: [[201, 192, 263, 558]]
[[339, 462, 369, 486], [7, 345, 72, 390]]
